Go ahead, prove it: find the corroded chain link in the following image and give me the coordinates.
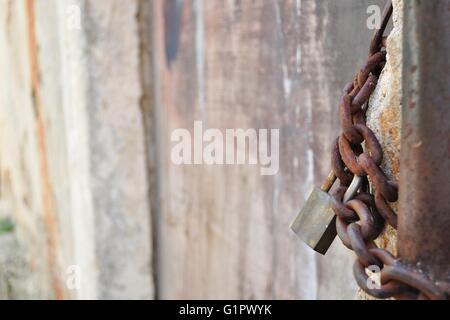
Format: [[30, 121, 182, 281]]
[[330, 1, 446, 300]]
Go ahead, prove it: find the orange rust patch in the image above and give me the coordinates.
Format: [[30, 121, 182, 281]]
[[25, 0, 63, 299], [379, 101, 401, 179]]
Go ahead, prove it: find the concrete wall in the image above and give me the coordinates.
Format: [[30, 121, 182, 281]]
[[0, 0, 154, 299], [0, 0, 399, 299]]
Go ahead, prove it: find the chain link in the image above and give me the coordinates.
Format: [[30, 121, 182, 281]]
[[329, 0, 446, 300]]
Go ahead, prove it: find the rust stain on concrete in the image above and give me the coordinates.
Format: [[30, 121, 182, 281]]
[[358, 0, 403, 300], [379, 105, 401, 178], [24, 0, 63, 299]]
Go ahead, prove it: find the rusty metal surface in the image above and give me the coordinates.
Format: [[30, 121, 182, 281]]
[[399, 0, 450, 292]]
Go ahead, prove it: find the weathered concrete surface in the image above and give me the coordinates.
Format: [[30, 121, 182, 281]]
[[83, 0, 154, 300], [358, 0, 403, 300], [152, 0, 385, 299], [0, 0, 154, 299], [0, 0, 401, 300], [0, 0, 56, 299]]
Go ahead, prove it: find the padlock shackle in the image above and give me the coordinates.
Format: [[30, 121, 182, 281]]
[[320, 171, 336, 193], [343, 175, 363, 203]]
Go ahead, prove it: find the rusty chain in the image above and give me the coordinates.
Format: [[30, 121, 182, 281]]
[[329, 1, 446, 300]]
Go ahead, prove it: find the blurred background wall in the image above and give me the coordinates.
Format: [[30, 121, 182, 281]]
[[0, 0, 387, 299]]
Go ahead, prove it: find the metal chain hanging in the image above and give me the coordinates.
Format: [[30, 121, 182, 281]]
[[330, 0, 447, 300]]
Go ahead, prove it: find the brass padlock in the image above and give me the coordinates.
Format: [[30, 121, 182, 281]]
[[290, 172, 361, 255]]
